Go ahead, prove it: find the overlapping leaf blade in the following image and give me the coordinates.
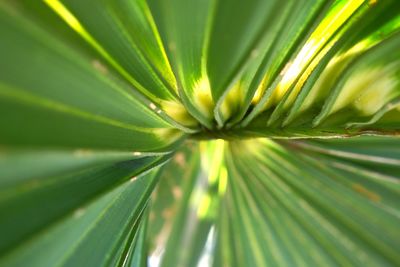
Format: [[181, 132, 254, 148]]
[[0, 1, 186, 151], [216, 138, 400, 266], [0, 169, 161, 267], [147, 141, 226, 267], [147, 0, 215, 127], [240, 0, 400, 137], [0, 1, 179, 263], [146, 137, 400, 267], [0, 0, 399, 267]]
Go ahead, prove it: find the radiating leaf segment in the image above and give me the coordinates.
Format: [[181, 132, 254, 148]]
[[0, 0, 399, 266], [43, 0, 400, 138]]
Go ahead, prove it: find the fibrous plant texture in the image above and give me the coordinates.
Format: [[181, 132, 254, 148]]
[[0, 0, 399, 266]]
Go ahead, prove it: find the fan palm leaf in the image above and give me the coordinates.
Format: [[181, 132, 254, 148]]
[[0, 0, 399, 266]]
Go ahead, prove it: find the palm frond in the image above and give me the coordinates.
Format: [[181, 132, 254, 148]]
[[0, 0, 399, 266]]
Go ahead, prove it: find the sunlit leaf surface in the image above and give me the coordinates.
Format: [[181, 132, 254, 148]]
[[0, 0, 399, 266]]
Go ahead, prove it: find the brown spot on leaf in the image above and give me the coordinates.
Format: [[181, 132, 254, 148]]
[[92, 59, 108, 74], [172, 186, 183, 199], [352, 183, 380, 202], [174, 152, 186, 167], [162, 208, 173, 219]]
